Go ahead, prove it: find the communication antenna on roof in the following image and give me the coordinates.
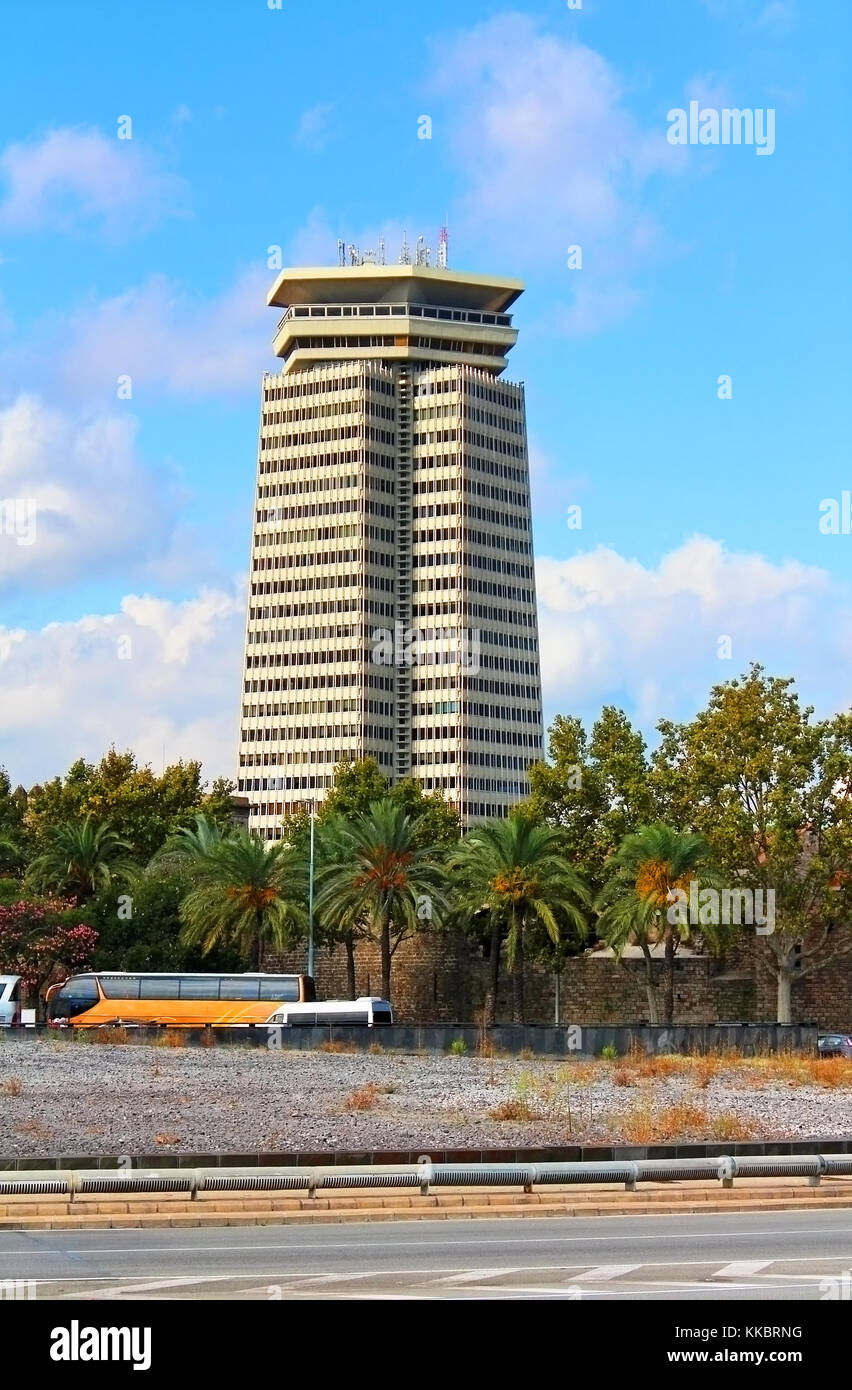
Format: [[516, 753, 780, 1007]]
[[415, 235, 431, 266], [337, 239, 346, 267], [399, 230, 411, 265], [437, 224, 449, 269], [377, 236, 385, 265]]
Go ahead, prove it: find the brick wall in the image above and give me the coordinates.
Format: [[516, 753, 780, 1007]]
[[268, 924, 852, 1028]]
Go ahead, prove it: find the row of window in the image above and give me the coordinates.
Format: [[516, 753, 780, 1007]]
[[413, 502, 529, 531], [253, 524, 394, 547], [412, 601, 537, 627], [263, 370, 392, 401], [261, 400, 394, 427], [258, 451, 394, 475], [99, 975, 302, 1002], [253, 550, 385, 572], [249, 599, 393, 621], [244, 674, 394, 693], [261, 425, 395, 450], [242, 699, 392, 718], [257, 500, 395, 523], [251, 574, 395, 595]]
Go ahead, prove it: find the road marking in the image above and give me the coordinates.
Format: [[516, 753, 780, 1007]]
[[577, 1264, 641, 1281], [432, 1267, 525, 1285], [8, 1219, 852, 1258], [713, 1259, 773, 1278]]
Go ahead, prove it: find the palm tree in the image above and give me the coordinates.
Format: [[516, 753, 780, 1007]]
[[0, 832, 23, 875], [311, 814, 364, 999], [178, 830, 304, 970], [450, 815, 589, 1025], [27, 815, 134, 905], [314, 799, 447, 1001], [153, 812, 226, 866], [594, 823, 721, 1025]]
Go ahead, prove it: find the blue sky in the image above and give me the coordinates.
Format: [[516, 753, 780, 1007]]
[[0, 0, 850, 786]]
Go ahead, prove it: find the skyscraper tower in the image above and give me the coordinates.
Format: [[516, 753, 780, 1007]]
[[237, 242, 544, 837]]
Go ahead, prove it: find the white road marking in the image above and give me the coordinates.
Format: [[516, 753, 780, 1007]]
[[7, 1219, 852, 1257], [713, 1259, 773, 1278], [432, 1267, 525, 1285], [577, 1264, 641, 1281]]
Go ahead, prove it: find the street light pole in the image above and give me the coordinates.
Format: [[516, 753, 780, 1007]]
[[307, 803, 316, 979]]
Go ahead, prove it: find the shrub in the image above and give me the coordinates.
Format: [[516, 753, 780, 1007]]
[[92, 1025, 128, 1045], [318, 1040, 358, 1054], [154, 1132, 182, 1146], [0, 1077, 22, 1096], [344, 1083, 381, 1111], [449, 1037, 467, 1056], [198, 1026, 216, 1049], [158, 1029, 188, 1049], [600, 1043, 618, 1061], [488, 1097, 539, 1122]]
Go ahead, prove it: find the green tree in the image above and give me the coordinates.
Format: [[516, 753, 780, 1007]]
[[25, 749, 236, 862], [85, 871, 242, 973], [314, 799, 448, 1001], [450, 814, 589, 1024], [27, 816, 134, 906], [524, 707, 657, 895], [178, 831, 304, 969], [595, 824, 722, 1025], [651, 665, 852, 1023]]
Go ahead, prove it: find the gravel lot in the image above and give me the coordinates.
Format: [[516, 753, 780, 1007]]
[[0, 1037, 850, 1157]]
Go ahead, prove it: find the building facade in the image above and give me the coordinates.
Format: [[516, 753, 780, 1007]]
[[237, 257, 544, 837]]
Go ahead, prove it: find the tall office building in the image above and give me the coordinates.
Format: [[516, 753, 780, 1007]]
[[237, 241, 544, 837]]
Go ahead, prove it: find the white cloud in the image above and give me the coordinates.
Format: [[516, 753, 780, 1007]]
[[51, 268, 270, 399], [0, 127, 187, 235], [0, 393, 181, 592], [536, 536, 852, 728], [294, 103, 335, 151], [428, 14, 678, 266], [0, 585, 245, 787]]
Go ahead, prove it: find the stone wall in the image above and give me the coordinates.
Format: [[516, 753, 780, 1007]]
[[268, 924, 852, 1029]]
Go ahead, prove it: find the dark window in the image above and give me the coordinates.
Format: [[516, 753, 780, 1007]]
[[316, 1009, 367, 1025], [49, 976, 100, 1020], [179, 977, 220, 1000], [259, 977, 301, 1002], [289, 1010, 316, 1026], [99, 976, 140, 1000], [140, 977, 180, 999], [371, 1006, 392, 1024], [220, 978, 261, 1000]]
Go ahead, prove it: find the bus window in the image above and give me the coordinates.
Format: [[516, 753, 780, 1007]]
[[179, 977, 220, 999], [259, 978, 300, 1001], [100, 976, 141, 999], [49, 977, 100, 1020], [140, 977, 179, 998], [221, 978, 261, 1000]]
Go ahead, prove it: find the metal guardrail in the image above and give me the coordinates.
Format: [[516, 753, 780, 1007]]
[[2, 1156, 852, 1201]]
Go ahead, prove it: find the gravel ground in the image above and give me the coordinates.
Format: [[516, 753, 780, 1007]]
[[0, 1038, 850, 1157]]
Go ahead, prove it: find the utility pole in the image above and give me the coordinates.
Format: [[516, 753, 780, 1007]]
[[307, 803, 316, 979]]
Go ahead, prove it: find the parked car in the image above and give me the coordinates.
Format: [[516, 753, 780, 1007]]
[[0, 975, 21, 1027], [818, 1033, 852, 1058]]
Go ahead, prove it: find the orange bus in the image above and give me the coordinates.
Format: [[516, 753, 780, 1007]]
[[45, 971, 315, 1028]]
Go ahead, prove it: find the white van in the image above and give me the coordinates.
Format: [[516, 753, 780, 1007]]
[[0, 976, 21, 1027], [267, 997, 393, 1027]]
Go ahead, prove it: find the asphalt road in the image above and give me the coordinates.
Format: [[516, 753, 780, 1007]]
[[2, 1208, 852, 1299]]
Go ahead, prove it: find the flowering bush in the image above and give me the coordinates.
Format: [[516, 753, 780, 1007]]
[[0, 900, 98, 1001]]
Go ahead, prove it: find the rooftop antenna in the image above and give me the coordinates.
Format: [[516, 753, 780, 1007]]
[[437, 224, 449, 269], [377, 236, 385, 265], [399, 230, 411, 265], [415, 235, 431, 266], [337, 239, 346, 267], [348, 243, 359, 265]]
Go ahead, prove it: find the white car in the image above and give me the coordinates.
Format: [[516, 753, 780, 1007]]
[[0, 975, 21, 1027]]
